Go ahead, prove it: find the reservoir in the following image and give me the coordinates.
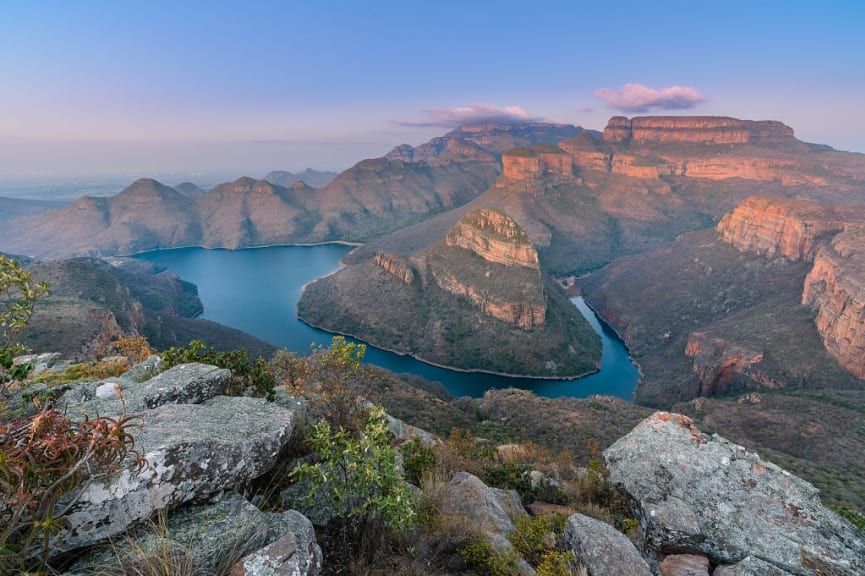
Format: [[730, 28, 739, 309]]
[[137, 245, 639, 400]]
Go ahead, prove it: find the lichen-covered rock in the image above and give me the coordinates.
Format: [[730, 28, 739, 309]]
[[60, 362, 230, 415], [713, 555, 795, 575], [50, 395, 295, 555], [563, 513, 652, 576], [604, 412, 865, 575], [122, 354, 164, 382], [437, 472, 526, 558], [231, 511, 322, 576]]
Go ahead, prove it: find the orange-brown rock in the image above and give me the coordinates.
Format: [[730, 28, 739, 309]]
[[374, 252, 415, 284], [685, 332, 766, 396], [603, 116, 795, 145], [501, 147, 574, 181], [659, 554, 711, 576], [445, 208, 540, 268], [802, 228, 865, 379], [432, 266, 545, 329], [716, 196, 862, 261]]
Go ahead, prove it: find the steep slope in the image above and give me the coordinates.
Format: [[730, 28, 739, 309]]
[[298, 208, 600, 377]]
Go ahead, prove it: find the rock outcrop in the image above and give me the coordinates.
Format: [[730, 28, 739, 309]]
[[716, 195, 861, 261], [51, 364, 296, 555], [714, 196, 865, 380], [374, 251, 415, 284], [684, 333, 766, 396], [444, 207, 540, 268], [432, 208, 545, 328], [802, 227, 865, 378], [604, 412, 865, 575], [603, 116, 795, 145], [500, 146, 574, 181], [563, 513, 653, 576]]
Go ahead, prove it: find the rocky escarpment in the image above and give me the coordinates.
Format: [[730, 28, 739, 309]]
[[603, 115, 795, 145], [802, 227, 865, 378], [717, 196, 865, 380], [716, 195, 865, 261], [500, 145, 575, 182], [374, 251, 415, 284], [431, 208, 545, 329], [684, 333, 769, 397]]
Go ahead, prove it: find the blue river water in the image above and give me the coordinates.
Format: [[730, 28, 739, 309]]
[[137, 245, 639, 400]]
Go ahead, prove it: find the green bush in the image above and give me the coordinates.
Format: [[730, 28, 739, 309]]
[[458, 539, 521, 576], [293, 405, 419, 551], [1, 255, 48, 398], [162, 340, 275, 400]]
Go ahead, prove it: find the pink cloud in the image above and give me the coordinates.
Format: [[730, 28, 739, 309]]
[[594, 83, 707, 113], [397, 104, 544, 128]]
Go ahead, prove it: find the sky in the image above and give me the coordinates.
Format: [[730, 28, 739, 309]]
[[1, 0, 863, 183]]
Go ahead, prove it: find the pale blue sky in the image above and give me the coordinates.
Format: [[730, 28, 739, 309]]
[[1, 0, 862, 180]]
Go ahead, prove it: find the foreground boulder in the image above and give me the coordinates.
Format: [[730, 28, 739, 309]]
[[604, 412, 865, 575], [51, 392, 295, 554], [563, 513, 652, 576]]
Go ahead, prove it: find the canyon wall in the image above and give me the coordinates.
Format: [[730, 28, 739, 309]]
[[602, 116, 795, 145], [717, 195, 865, 381], [374, 252, 415, 284], [802, 228, 865, 378], [501, 151, 574, 181], [445, 208, 540, 268]]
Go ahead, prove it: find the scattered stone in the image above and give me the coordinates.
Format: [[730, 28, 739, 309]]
[[659, 553, 710, 576], [563, 513, 653, 576], [604, 411, 865, 575]]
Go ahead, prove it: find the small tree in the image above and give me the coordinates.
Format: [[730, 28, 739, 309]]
[[293, 405, 419, 554], [0, 255, 48, 397]]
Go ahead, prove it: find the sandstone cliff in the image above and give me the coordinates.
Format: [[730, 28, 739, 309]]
[[716, 195, 865, 261], [602, 115, 795, 144], [802, 227, 865, 378], [374, 251, 415, 284], [443, 207, 540, 268]]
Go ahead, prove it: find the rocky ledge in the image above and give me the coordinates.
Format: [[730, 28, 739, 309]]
[[603, 115, 795, 145]]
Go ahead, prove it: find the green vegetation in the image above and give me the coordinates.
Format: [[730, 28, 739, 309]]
[[162, 339, 275, 400], [1, 255, 48, 397]]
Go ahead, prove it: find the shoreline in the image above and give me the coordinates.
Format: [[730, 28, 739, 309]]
[[131, 239, 364, 257], [295, 315, 601, 383]]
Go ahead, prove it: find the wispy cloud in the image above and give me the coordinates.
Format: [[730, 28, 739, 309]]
[[594, 83, 707, 113], [396, 104, 544, 128]]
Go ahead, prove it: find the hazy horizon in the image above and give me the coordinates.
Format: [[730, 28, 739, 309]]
[[2, 1, 863, 186]]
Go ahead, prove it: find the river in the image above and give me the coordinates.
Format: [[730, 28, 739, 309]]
[[136, 245, 639, 400]]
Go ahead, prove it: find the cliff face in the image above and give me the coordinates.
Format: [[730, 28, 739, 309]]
[[716, 195, 865, 381], [716, 195, 863, 261], [434, 208, 545, 329], [602, 116, 795, 145], [444, 208, 540, 268], [802, 228, 865, 378], [684, 332, 768, 396], [374, 252, 415, 284], [501, 150, 574, 181]]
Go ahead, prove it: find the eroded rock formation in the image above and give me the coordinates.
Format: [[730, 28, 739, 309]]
[[684, 332, 766, 396], [716, 196, 859, 261], [374, 251, 415, 284], [432, 208, 545, 328], [444, 207, 540, 268], [802, 228, 865, 378], [602, 116, 795, 145]]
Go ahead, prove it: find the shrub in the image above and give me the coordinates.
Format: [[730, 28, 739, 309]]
[[536, 550, 577, 576], [0, 255, 48, 397], [162, 340, 275, 400], [458, 539, 521, 576], [401, 437, 436, 487], [293, 405, 419, 554]]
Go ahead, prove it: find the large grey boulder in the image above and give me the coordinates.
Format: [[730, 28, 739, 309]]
[[50, 395, 295, 554], [436, 472, 534, 574], [604, 412, 865, 575], [67, 494, 320, 576], [713, 555, 795, 575], [563, 513, 653, 576]]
